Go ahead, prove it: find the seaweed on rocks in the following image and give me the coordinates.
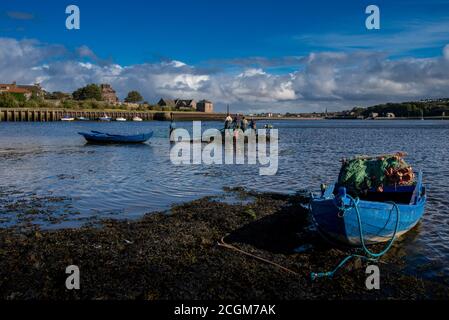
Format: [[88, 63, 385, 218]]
[[0, 189, 447, 300]]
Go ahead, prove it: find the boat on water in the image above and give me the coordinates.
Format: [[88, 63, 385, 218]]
[[78, 130, 153, 144], [132, 116, 143, 122], [116, 117, 127, 122], [77, 116, 89, 121], [310, 153, 426, 246], [61, 116, 75, 121], [98, 114, 111, 121]]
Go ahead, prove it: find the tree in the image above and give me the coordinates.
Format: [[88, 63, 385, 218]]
[[46, 91, 70, 100], [72, 84, 102, 101], [0, 93, 19, 108], [124, 90, 143, 103]]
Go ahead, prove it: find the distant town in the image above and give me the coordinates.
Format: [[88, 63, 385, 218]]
[[1, 81, 449, 120], [0, 82, 214, 113]]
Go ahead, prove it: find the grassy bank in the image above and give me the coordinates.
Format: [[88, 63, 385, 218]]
[[0, 189, 447, 300]]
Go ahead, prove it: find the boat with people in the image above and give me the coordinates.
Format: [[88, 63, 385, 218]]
[[98, 114, 111, 121], [132, 116, 143, 122], [78, 130, 153, 144], [61, 116, 75, 121], [169, 113, 272, 143], [115, 117, 127, 122], [310, 152, 426, 246]]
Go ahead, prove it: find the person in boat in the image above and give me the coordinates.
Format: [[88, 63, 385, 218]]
[[224, 114, 233, 130], [232, 115, 241, 130], [169, 113, 176, 137], [241, 116, 248, 132], [249, 118, 256, 130]]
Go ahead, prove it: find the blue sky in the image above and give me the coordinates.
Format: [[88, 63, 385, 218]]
[[1, 0, 449, 112]]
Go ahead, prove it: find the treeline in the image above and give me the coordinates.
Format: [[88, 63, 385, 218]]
[[0, 92, 175, 111], [351, 99, 449, 117]]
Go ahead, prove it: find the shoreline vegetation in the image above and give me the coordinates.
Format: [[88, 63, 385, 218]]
[[0, 188, 447, 300], [1, 82, 449, 121]]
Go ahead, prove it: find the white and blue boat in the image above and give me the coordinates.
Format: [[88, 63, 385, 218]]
[[310, 171, 426, 246], [98, 114, 111, 121], [61, 115, 75, 121]]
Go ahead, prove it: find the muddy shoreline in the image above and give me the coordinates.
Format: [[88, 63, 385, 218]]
[[0, 188, 448, 300]]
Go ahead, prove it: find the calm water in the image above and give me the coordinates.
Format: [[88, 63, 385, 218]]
[[0, 120, 448, 281]]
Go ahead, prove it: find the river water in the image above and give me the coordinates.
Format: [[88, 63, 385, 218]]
[[0, 120, 448, 281]]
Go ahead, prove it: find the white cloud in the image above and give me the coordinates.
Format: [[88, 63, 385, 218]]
[[1, 37, 449, 112]]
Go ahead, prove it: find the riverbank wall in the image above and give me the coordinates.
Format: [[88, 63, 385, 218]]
[[0, 109, 227, 122]]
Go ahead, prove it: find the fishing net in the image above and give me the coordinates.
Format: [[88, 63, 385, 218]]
[[337, 152, 415, 196]]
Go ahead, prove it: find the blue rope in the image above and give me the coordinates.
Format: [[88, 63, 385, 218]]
[[311, 195, 400, 280]]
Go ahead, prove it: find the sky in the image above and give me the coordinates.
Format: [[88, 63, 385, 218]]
[[1, 0, 449, 112]]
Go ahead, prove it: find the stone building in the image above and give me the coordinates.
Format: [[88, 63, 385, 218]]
[[157, 98, 176, 108], [17, 83, 44, 98], [100, 84, 119, 104], [0, 82, 44, 100], [158, 97, 213, 112], [158, 98, 197, 110], [197, 100, 213, 113], [0, 82, 32, 100], [174, 99, 196, 111]]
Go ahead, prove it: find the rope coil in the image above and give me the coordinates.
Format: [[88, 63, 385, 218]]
[[311, 195, 400, 280]]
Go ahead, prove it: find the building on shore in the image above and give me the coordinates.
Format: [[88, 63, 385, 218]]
[[100, 84, 119, 104], [0, 82, 44, 100], [157, 98, 176, 108], [158, 98, 197, 111], [175, 99, 197, 111], [197, 100, 214, 113], [157, 97, 213, 112], [386, 112, 395, 118]]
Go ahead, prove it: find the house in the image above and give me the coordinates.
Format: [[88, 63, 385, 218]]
[[0, 82, 33, 100], [386, 112, 395, 118], [157, 98, 176, 108], [174, 99, 196, 111], [369, 112, 379, 118], [16, 83, 44, 98], [158, 98, 197, 110], [100, 84, 119, 104], [197, 100, 213, 113]]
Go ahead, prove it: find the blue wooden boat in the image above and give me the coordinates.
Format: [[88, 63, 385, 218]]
[[78, 130, 153, 144], [310, 171, 426, 245]]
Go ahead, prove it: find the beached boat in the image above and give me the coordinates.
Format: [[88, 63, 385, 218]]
[[61, 116, 75, 121], [115, 117, 127, 122], [78, 130, 153, 143], [310, 167, 426, 246], [132, 116, 143, 122], [98, 114, 111, 121]]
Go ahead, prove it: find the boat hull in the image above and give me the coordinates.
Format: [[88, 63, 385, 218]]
[[78, 131, 153, 144], [310, 181, 426, 245]]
